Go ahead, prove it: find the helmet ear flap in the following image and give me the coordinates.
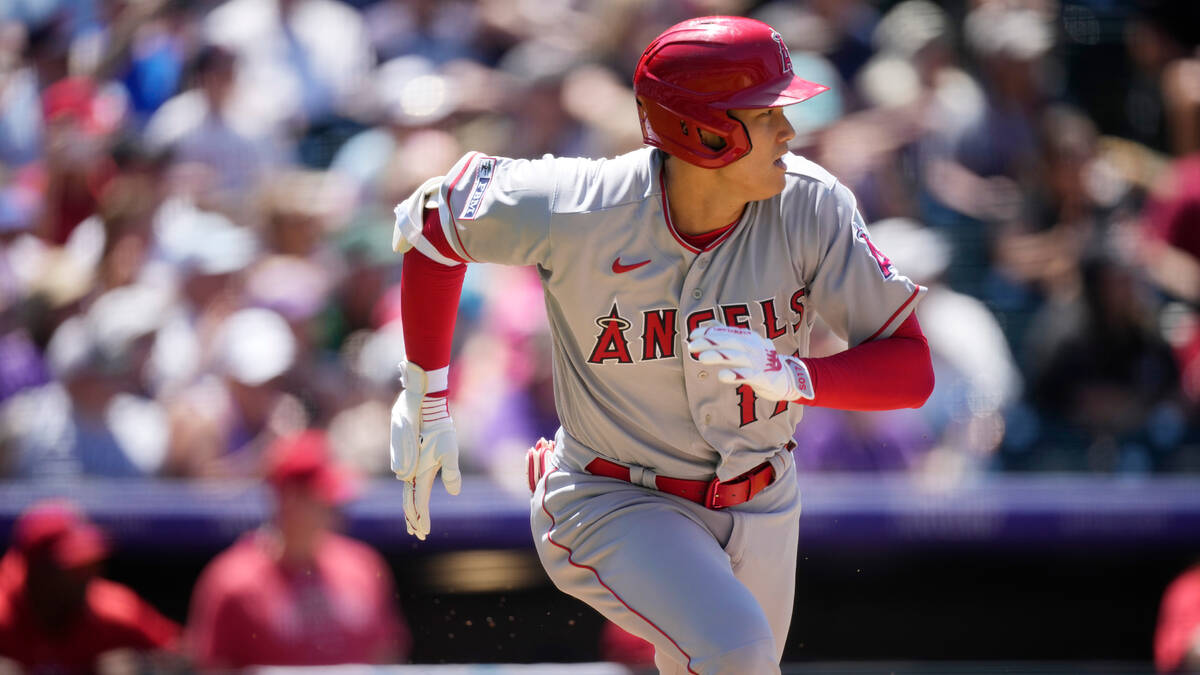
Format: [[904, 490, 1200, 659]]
[[635, 95, 750, 169]]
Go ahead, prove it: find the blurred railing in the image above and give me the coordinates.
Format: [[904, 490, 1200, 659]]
[[1, 473, 1198, 554]]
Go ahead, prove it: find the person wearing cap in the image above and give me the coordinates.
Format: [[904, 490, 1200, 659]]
[[210, 306, 301, 473], [186, 429, 409, 667], [35, 77, 122, 246], [0, 500, 180, 672]]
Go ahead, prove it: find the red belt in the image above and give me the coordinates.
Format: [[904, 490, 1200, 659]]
[[585, 456, 779, 509]]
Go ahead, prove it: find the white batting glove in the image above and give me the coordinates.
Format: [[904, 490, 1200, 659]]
[[687, 325, 815, 402], [390, 361, 462, 540]]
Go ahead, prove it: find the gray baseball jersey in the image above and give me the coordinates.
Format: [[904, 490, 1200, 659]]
[[398, 147, 924, 480], [396, 146, 924, 673]]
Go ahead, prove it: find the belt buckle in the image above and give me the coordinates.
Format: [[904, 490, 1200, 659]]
[[703, 473, 750, 509], [705, 462, 773, 509], [703, 477, 724, 509]]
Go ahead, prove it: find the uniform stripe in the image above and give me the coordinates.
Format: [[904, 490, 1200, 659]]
[[539, 469, 698, 674], [422, 207, 467, 264], [863, 286, 922, 343], [421, 395, 450, 423]]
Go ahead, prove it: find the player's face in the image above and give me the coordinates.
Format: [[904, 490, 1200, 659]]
[[721, 107, 795, 201]]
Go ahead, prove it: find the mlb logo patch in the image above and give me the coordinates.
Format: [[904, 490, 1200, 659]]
[[771, 32, 793, 74], [459, 157, 496, 221]]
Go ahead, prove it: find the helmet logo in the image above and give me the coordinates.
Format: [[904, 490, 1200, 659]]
[[770, 31, 793, 74]]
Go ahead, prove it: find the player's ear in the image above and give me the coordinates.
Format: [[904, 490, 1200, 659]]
[[698, 127, 727, 152]]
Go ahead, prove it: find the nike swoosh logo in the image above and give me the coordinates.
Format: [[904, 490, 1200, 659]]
[[612, 257, 652, 274]]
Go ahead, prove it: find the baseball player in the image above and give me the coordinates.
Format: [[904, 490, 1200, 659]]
[[389, 16, 934, 675]]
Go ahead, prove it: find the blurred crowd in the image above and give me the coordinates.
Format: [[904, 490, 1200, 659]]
[[0, 431, 411, 672], [2, 0, 1200, 670], [0, 0, 1199, 497]]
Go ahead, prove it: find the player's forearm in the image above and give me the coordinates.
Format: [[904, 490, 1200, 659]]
[[400, 246, 466, 379], [800, 314, 934, 410]]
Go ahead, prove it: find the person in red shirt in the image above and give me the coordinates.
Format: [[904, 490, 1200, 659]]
[[186, 429, 410, 668], [1157, 563, 1200, 673], [0, 500, 180, 673]]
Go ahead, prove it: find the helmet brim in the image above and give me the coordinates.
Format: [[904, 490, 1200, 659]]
[[712, 74, 829, 110]]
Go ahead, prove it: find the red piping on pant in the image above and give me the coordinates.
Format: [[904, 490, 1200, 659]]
[[539, 468, 697, 674]]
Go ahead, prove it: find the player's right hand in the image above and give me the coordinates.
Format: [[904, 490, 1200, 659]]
[[526, 437, 554, 493], [390, 361, 462, 540], [687, 325, 816, 402]]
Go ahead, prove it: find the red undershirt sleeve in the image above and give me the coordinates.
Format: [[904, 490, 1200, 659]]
[[400, 209, 467, 379], [800, 313, 934, 410]]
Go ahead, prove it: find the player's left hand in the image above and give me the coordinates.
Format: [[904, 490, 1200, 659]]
[[687, 325, 815, 402], [390, 361, 462, 540]]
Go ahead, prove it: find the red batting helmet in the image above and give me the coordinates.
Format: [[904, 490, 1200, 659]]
[[634, 16, 828, 168]]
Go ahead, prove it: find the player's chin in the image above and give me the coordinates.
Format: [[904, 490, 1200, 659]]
[[763, 167, 787, 196], [750, 181, 786, 203]]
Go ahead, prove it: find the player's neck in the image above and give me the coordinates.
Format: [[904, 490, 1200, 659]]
[[663, 156, 747, 236]]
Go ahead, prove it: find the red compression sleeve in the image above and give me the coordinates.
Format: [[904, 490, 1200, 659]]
[[800, 313, 934, 410], [400, 209, 466, 377]]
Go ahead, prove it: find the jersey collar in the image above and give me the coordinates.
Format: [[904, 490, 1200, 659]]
[[658, 164, 744, 254]]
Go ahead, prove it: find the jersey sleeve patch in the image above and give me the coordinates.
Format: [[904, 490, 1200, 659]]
[[854, 220, 896, 279], [458, 157, 497, 221]]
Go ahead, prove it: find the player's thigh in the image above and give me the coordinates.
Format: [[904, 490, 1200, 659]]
[[531, 469, 776, 672], [727, 454, 802, 661]]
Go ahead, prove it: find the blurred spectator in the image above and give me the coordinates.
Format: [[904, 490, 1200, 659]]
[[147, 304, 302, 479], [1157, 561, 1200, 673], [1120, 2, 1200, 154], [209, 306, 304, 471], [915, 3, 1054, 300], [147, 201, 258, 392], [364, 0, 481, 65], [852, 218, 1021, 476], [256, 169, 348, 259], [448, 264, 558, 489], [0, 22, 44, 167], [322, 215, 396, 350], [0, 500, 179, 672], [110, 0, 201, 121], [328, 54, 465, 207], [0, 206, 61, 407], [1139, 149, 1200, 401], [202, 0, 374, 158], [493, 39, 592, 160], [1024, 253, 1181, 472], [144, 43, 270, 209], [1137, 57, 1200, 413], [4, 283, 170, 478], [808, 0, 878, 87], [990, 105, 1135, 357], [34, 76, 125, 245], [186, 429, 409, 667]]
